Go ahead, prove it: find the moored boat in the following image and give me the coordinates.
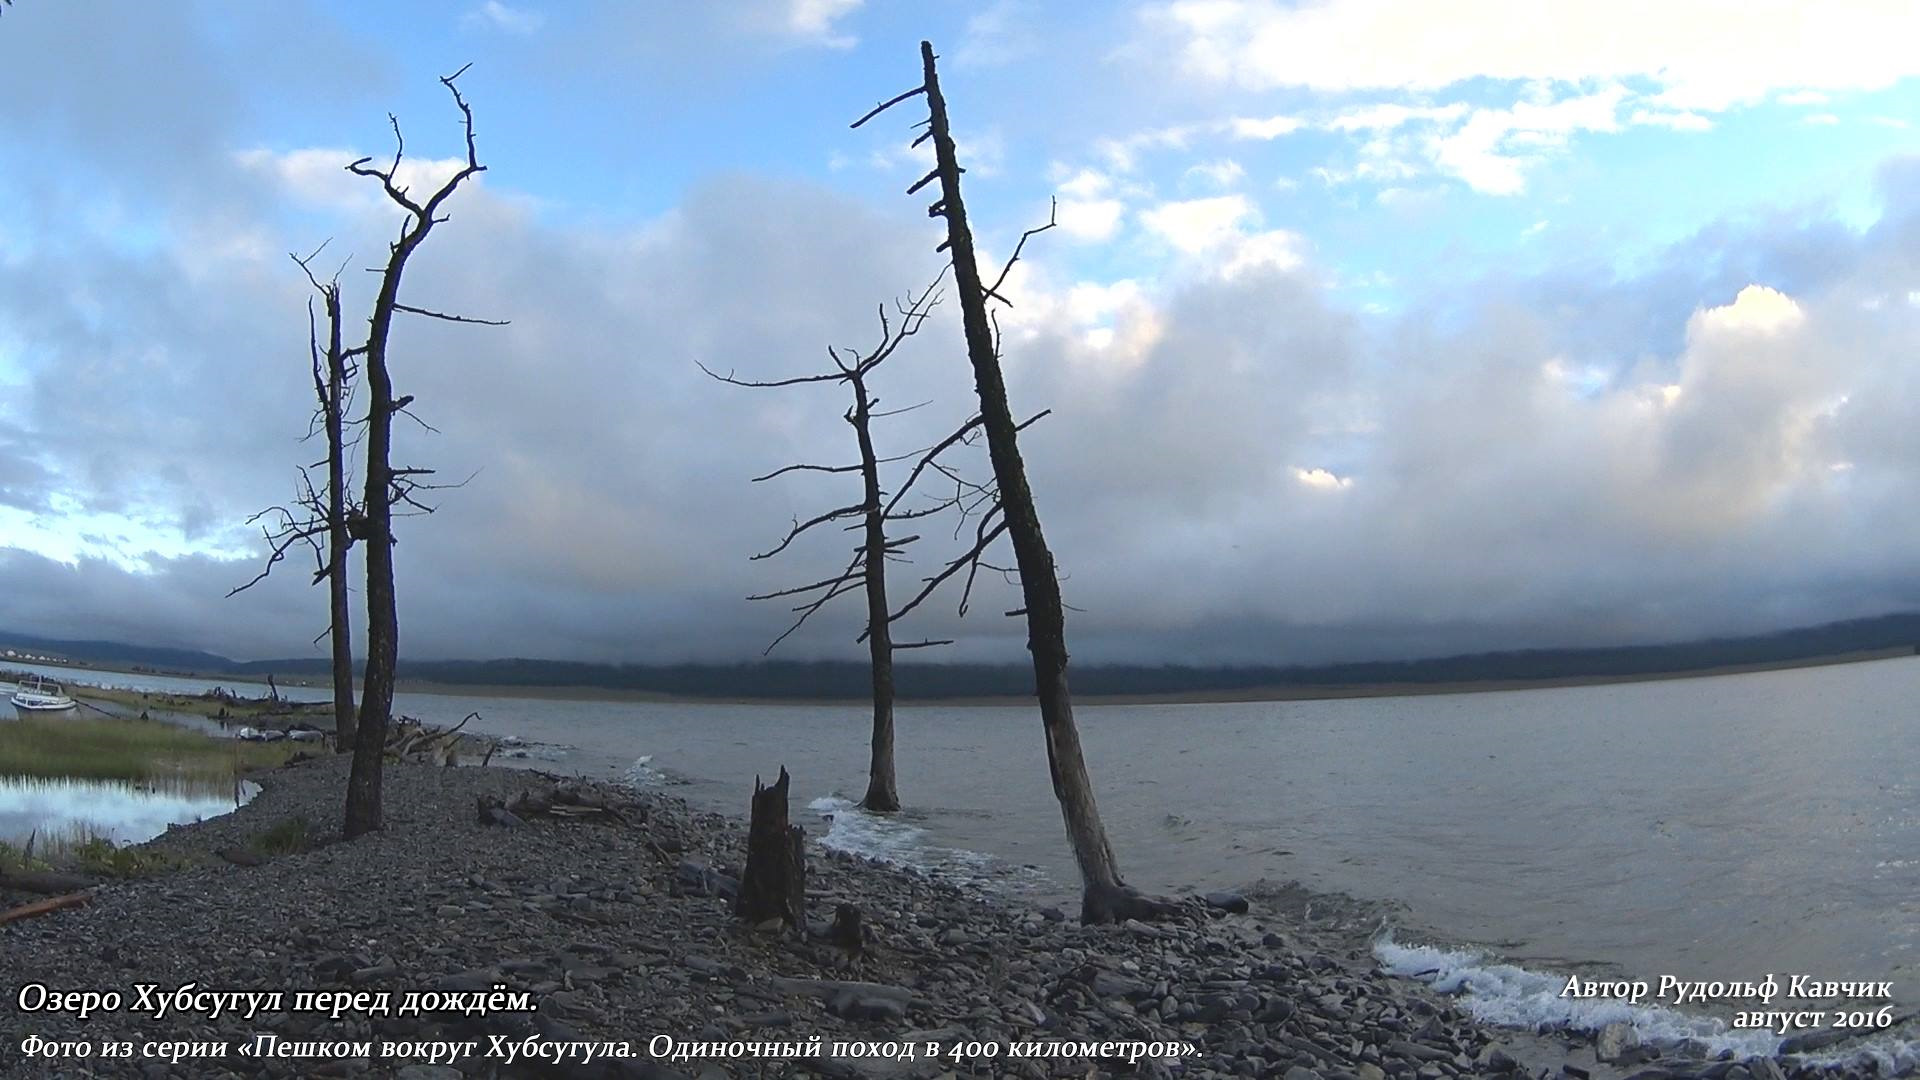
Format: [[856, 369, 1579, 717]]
[[11, 675, 78, 714]]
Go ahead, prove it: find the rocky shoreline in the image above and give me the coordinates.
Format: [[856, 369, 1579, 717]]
[[0, 756, 1911, 1079]]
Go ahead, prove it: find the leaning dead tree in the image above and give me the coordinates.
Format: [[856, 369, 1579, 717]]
[[228, 243, 363, 753], [854, 42, 1174, 922], [341, 65, 501, 838], [703, 279, 969, 812]]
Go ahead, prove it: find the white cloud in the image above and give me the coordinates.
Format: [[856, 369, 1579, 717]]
[[774, 0, 864, 47], [1141, 194, 1255, 254], [1629, 109, 1713, 132], [1057, 198, 1125, 241], [461, 1, 544, 34], [1154, 0, 1920, 110], [234, 148, 476, 214], [1324, 102, 1468, 133], [1803, 112, 1842, 126], [1692, 284, 1805, 337], [1229, 114, 1305, 140], [1184, 158, 1247, 189], [1138, 194, 1303, 278], [1293, 466, 1353, 490], [1098, 124, 1204, 172], [1429, 86, 1627, 195]]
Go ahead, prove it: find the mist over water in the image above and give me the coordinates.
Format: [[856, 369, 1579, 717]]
[[24, 656, 1919, 1021]]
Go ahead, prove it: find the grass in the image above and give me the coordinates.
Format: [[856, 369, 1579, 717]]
[[2, 835, 191, 880], [66, 835, 191, 878], [0, 839, 50, 874], [0, 714, 297, 782], [249, 816, 313, 856], [61, 683, 331, 723]]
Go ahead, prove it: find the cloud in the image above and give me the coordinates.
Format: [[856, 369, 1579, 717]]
[[1428, 85, 1628, 195], [1152, 0, 1920, 109], [8, 5, 1920, 674], [1229, 114, 1304, 140], [462, 1, 544, 35], [955, 0, 1034, 67], [776, 0, 864, 48], [1141, 194, 1255, 253], [1182, 158, 1246, 190], [1629, 109, 1714, 132], [1056, 198, 1125, 241]]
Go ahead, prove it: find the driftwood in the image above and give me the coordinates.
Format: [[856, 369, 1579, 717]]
[[476, 785, 629, 828], [734, 767, 805, 931], [0, 870, 99, 896], [386, 712, 485, 765], [0, 891, 89, 926]]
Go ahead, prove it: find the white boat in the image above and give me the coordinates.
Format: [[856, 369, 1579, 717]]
[[11, 675, 77, 714]]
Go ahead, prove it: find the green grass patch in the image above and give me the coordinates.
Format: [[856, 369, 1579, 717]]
[[250, 816, 313, 856], [66, 835, 191, 879], [0, 839, 52, 874], [0, 714, 296, 782]]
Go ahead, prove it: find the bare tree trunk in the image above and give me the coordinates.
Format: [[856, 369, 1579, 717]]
[[345, 295, 400, 838], [319, 285, 358, 751], [343, 69, 487, 839], [851, 370, 903, 811], [917, 42, 1164, 922]]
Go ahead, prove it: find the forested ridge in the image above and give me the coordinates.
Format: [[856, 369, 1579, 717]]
[[5, 611, 1916, 700]]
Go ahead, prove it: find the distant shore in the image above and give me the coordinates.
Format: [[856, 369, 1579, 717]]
[[16, 644, 1916, 709]]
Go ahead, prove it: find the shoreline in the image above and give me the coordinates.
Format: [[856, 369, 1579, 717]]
[[2, 758, 1910, 1078], [24, 646, 1917, 710]]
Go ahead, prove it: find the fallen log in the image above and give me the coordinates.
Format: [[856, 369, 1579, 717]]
[[0, 870, 99, 896], [0, 891, 90, 926], [507, 787, 625, 824]]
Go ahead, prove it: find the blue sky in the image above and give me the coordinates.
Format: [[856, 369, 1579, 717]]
[[3, 0, 1920, 665]]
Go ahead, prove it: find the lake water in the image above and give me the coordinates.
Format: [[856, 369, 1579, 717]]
[[11, 656, 1916, 1063], [0, 775, 258, 850]]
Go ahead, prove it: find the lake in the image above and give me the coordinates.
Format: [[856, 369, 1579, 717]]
[[9, 655, 1916, 1056]]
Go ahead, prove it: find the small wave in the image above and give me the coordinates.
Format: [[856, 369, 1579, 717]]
[[1376, 939, 1918, 1073], [625, 754, 671, 788], [807, 795, 1043, 894]]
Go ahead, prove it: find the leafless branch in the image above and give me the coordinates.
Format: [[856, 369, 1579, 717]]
[[850, 84, 928, 129], [698, 362, 845, 389], [866, 513, 1009, 638], [752, 461, 862, 483], [983, 197, 1057, 308], [752, 502, 870, 561], [393, 302, 509, 326]]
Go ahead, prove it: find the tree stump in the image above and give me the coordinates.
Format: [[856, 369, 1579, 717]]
[[734, 767, 805, 931]]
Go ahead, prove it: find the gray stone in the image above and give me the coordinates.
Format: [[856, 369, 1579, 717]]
[[1595, 1021, 1639, 1063]]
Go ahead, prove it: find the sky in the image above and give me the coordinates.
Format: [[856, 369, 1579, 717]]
[[2, 1, 1920, 668]]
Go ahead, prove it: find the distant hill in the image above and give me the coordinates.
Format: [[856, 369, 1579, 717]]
[[3, 613, 1917, 700]]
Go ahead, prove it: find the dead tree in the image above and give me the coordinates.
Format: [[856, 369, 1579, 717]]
[[703, 280, 966, 813], [228, 244, 362, 752], [735, 767, 806, 931], [341, 66, 500, 838], [853, 42, 1175, 922]]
